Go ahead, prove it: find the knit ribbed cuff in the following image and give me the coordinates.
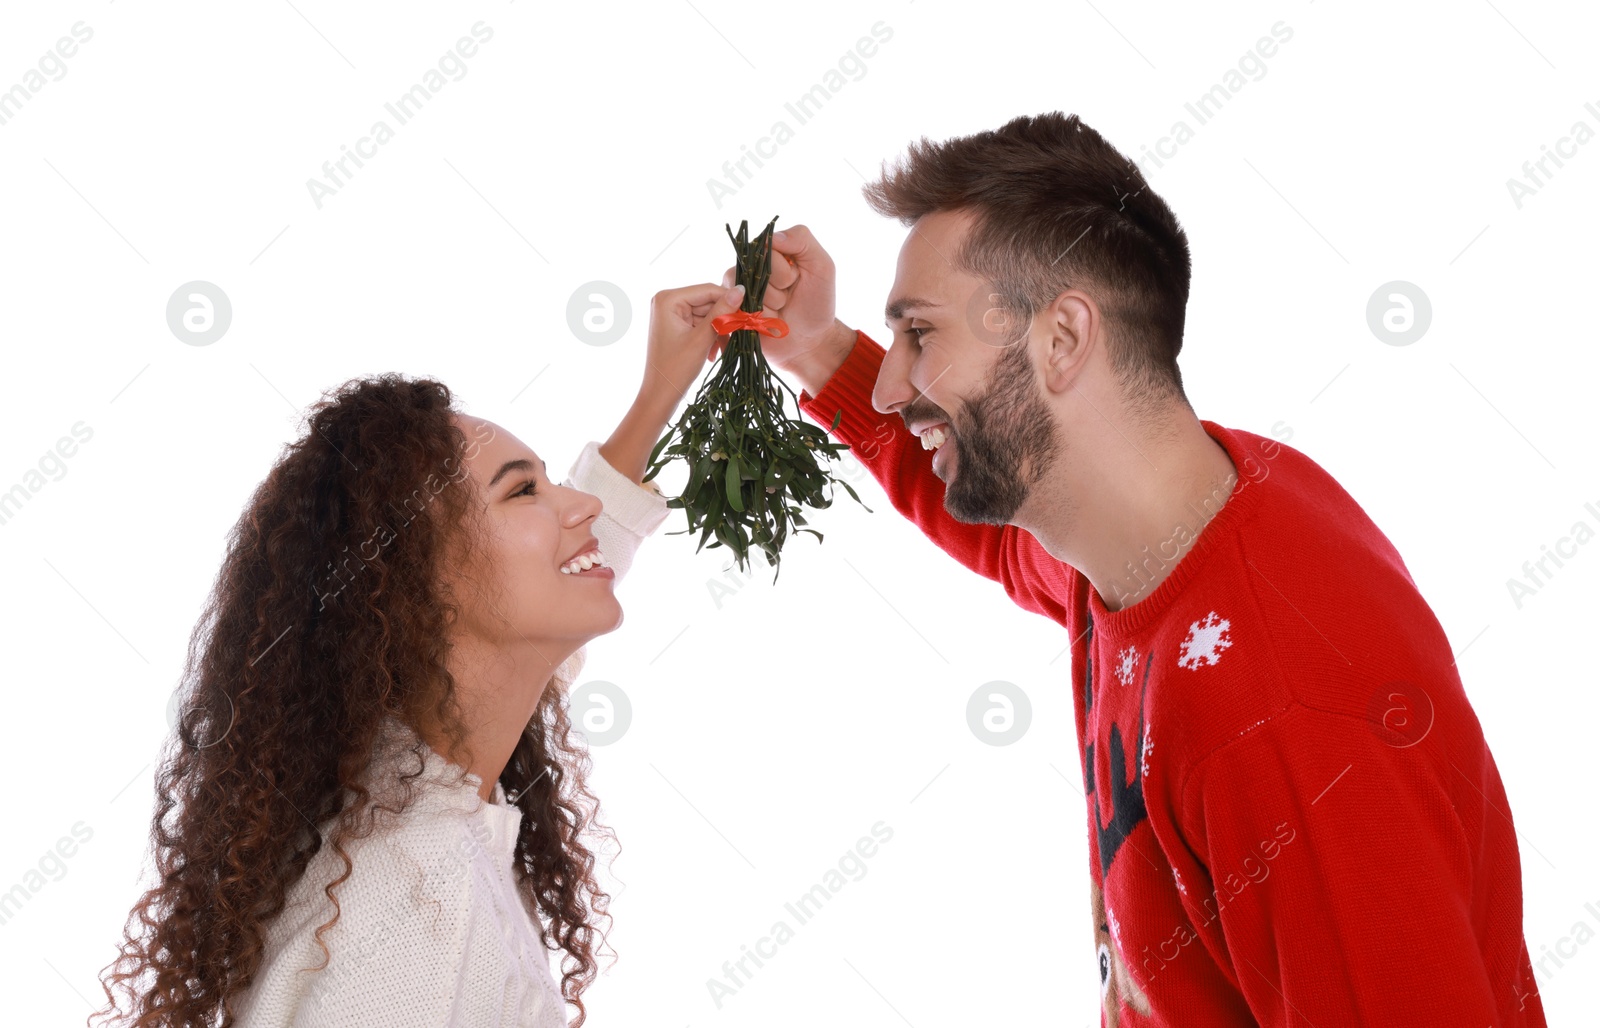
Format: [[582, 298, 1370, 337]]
[[566, 439, 671, 538]]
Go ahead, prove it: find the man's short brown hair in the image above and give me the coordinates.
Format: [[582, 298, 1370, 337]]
[[863, 111, 1192, 413]]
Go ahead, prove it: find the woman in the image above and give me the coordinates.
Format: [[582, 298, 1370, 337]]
[[89, 282, 748, 1028]]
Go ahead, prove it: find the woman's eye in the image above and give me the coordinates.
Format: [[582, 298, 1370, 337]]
[[514, 479, 538, 498]]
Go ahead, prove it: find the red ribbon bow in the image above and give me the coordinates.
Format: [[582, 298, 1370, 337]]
[[712, 309, 790, 338]]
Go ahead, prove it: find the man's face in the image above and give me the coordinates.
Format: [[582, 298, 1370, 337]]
[[872, 209, 1062, 525]]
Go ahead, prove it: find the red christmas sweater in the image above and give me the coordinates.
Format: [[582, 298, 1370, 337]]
[[799, 329, 1547, 1027]]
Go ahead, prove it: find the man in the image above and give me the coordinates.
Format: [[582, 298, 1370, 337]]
[[728, 111, 1547, 1025]]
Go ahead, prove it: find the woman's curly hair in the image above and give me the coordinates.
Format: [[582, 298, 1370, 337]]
[[88, 374, 614, 1026]]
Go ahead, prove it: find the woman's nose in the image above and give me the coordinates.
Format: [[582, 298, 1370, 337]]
[[566, 488, 602, 526]]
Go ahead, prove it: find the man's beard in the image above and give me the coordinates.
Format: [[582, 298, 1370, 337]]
[[914, 342, 1061, 525]]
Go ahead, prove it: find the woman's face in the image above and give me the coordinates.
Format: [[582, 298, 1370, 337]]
[[444, 414, 621, 651]]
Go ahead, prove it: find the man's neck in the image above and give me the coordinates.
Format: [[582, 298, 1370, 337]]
[[1022, 413, 1238, 613]]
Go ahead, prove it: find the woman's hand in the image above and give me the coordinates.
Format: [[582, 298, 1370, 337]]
[[598, 282, 746, 486], [641, 282, 746, 406]]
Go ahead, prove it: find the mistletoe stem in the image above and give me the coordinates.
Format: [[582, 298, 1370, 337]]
[[644, 215, 870, 577]]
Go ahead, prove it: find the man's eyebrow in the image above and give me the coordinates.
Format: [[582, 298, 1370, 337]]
[[488, 457, 540, 488], [885, 296, 942, 322]]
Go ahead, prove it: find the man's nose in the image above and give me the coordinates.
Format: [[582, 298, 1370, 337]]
[[871, 338, 916, 415]]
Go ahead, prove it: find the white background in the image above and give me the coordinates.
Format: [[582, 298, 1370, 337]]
[[1, 0, 1596, 1024]]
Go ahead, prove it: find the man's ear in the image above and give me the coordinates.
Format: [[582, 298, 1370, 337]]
[[1040, 289, 1098, 395]]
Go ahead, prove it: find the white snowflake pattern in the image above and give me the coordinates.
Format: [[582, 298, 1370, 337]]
[[1173, 868, 1187, 895], [1141, 721, 1154, 778], [1177, 610, 1233, 670], [1115, 645, 1139, 686]]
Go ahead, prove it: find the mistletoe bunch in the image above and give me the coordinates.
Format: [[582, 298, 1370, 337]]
[[642, 216, 870, 582]]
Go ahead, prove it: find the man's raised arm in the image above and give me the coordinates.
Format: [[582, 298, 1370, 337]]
[[791, 323, 1073, 628]]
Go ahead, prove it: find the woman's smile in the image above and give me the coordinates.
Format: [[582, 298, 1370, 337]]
[[559, 545, 614, 579]]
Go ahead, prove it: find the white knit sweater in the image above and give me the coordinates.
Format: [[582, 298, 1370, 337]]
[[231, 440, 670, 1027]]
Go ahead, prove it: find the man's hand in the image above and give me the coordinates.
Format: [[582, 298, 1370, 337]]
[[719, 224, 857, 397]]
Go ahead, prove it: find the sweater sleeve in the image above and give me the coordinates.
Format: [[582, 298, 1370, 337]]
[[562, 439, 671, 584], [1177, 701, 1506, 1024], [797, 328, 1073, 627]]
